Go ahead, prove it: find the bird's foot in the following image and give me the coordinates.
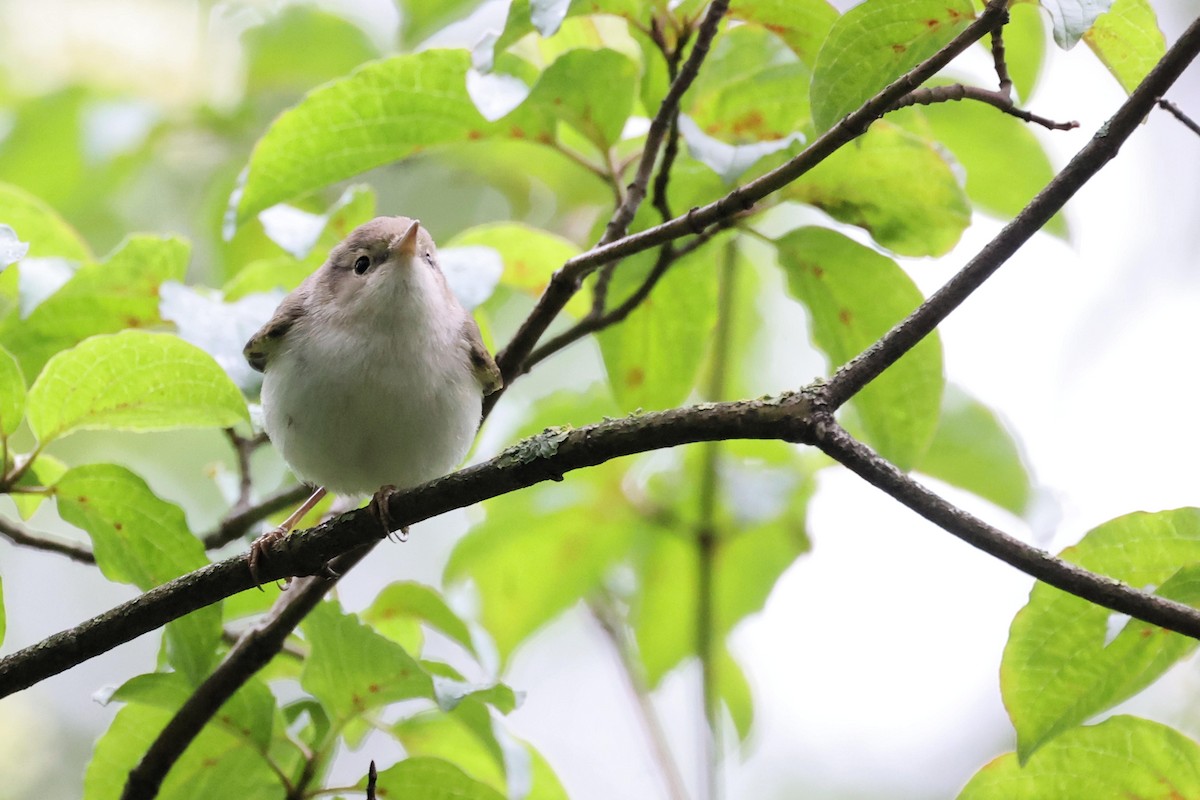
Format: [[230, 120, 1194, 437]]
[[248, 526, 289, 588], [368, 486, 410, 542], [247, 487, 328, 587]]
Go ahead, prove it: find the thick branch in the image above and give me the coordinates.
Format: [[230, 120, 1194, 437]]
[[824, 13, 1200, 409], [812, 416, 1200, 639], [121, 547, 370, 800], [0, 394, 818, 699], [491, 0, 1010, 391]]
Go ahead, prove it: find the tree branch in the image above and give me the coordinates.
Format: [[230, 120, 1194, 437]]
[[121, 547, 371, 800], [524, 222, 731, 371], [823, 12, 1200, 410], [811, 415, 1200, 640], [0, 514, 95, 564], [893, 83, 1078, 130], [601, 0, 728, 247], [201, 484, 310, 550], [0, 393, 819, 699], [1158, 97, 1200, 136], [490, 0, 1011, 397]]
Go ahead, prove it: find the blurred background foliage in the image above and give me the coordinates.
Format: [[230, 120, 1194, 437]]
[[0, 0, 1192, 798]]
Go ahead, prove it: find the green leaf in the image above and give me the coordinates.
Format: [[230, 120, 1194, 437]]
[[366, 758, 506, 800], [56, 464, 220, 682], [1001, 508, 1200, 761], [394, 706, 569, 800], [235, 50, 548, 224], [446, 464, 638, 663], [26, 331, 248, 445], [301, 599, 434, 721], [597, 238, 720, 412], [809, 0, 976, 133], [1083, 0, 1164, 94], [685, 26, 813, 145], [782, 121, 970, 256], [113, 672, 275, 751], [776, 227, 944, 469], [958, 716, 1200, 799], [84, 704, 281, 800], [0, 181, 91, 261], [492, 0, 644, 56], [916, 385, 1032, 516], [362, 581, 477, 657], [1041, 0, 1113, 49], [728, 0, 838, 67], [0, 235, 189, 379], [242, 5, 379, 94], [906, 99, 1063, 236], [525, 48, 638, 151], [0, 345, 25, 437]]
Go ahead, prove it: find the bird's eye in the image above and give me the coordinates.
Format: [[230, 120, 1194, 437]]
[[422, 251, 434, 267], [353, 255, 371, 275]]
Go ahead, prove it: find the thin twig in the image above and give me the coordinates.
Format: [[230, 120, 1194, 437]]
[[201, 483, 310, 550], [1158, 97, 1200, 136], [366, 761, 378, 800], [525, 221, 733, 371], [487, 0, 1012, 409], [120, 546, 371, 800], [223, 429, 269, 519], [894, 83, 1078, 130], [600, 0, 729, 247], [589, 2, 713, 322], [0, 514, 95, 564], [823, 12, 1200, 409], [990, 20, 1013, 97], [591, 600, 690, 800]]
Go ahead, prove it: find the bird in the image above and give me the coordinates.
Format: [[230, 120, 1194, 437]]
[[242, 216, 502, 582]]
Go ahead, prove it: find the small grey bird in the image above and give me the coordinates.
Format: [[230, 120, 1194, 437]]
[[243, 216, 501, 580]]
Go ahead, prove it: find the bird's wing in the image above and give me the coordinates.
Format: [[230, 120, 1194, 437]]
[[462, 317, 502, 395], [244, 293, 307, 373]]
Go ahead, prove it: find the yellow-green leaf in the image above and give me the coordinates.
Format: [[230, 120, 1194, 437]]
[[26, 331, 248, 445], [1083, 0, 1165, 94]]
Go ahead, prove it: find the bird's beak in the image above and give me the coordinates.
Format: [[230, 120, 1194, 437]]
[[392, 219, 421, 258]]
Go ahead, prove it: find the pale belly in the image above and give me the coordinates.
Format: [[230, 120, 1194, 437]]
[[260, 334, 481, 496]]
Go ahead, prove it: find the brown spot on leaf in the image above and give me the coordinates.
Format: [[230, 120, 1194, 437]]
[[892, 43, 907, 54], [625, 367, 645, 388], [811, 265, 824, 278], [510, 126, 526, 139], [368, 683, 380, 693], [114, 522, 123, 531], [730, 110, 766, 138], [838, 309, 853, 325], [536, 132, 553, 144], [467, 129, 483, 140], [77, 495, 88, 503]]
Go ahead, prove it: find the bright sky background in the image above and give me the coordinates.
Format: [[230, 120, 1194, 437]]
[[0, 1, 1198, 799]]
